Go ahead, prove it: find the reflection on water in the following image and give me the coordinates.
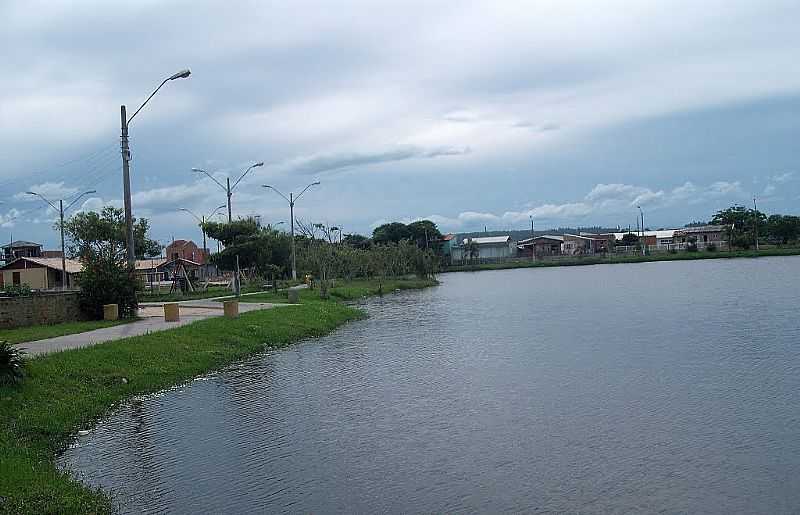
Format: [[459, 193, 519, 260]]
[[60, 257, 800, 513]]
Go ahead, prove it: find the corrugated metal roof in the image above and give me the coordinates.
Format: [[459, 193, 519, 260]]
[[135, 258, 168, 270], [673, 225, 730, 235], [464, 236, 512, 245], [612, 230, 677, 240], [1, 240, 41, 249]]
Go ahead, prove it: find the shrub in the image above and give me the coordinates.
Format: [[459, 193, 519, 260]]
[[686, 236, 698, 252], [706, 243, 717, 252], [78, 256, 139, 319], [1, 284, 32, 297], [0, 341, 25, 386]]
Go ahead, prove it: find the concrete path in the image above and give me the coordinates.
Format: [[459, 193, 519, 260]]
[[17, 297, 293, 357]]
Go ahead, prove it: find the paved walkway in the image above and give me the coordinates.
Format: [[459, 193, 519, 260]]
[[17, 296, 293, 357]]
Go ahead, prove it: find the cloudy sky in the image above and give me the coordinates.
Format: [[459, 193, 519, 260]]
[[2, 0, 799, 250]]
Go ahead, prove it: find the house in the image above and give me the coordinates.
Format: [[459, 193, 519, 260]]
[[440, 234, 457, 256], [672, 225, 730, 248], [612, 230, 676, 248], [562, 234, 612, 255], [165, 239, 207, 265], [517, 235, 564, 257], [0, 256, 83, 290], [135, 257, 169, 284], [2, 241, 43, 262], [451, 236, 516, 261]]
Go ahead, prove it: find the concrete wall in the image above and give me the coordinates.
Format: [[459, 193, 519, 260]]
[[0, 292, 83, 329]]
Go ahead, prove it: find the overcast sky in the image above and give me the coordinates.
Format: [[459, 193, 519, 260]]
[[2, 0, 799, 249]]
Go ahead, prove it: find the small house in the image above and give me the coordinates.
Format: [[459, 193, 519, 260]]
[[0, 256, 83, 290], [517, 235, 564, 257]]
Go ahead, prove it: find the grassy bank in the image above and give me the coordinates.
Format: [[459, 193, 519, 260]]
[[443, 247, 800, 273], [138, 283, 268, 303], [0, 277, 436, 514], [1, 319, 134, 345], [239, 277, 438, 304]]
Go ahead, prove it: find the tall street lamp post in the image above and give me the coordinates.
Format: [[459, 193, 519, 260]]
[[179, 204, 227, 257], [121, 68, 191, 268], [262, 182, 320, 280], [637, 205, 646, 255], [753, 196, 760, 251], [27, 190, 96, 289], [191, 162, 264, 222]]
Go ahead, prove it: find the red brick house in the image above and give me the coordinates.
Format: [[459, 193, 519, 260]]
[[165, 239, 207, 265]]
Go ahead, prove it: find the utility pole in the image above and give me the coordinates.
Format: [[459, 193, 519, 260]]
[[27, 191, 94, 289], [529, 215, 535, 261], [227, 177, 232, 222], [120, 68, 191, 267], [120, 105, 135, 268], [290, 192, 296, 280], [753, 196, 759, 251], [59, 199, 67, 288]]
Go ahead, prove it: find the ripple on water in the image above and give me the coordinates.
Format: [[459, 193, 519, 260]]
[[60, 257, 800, 514]]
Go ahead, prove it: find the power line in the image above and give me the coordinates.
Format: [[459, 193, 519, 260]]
[[0, 141, 118, 192]]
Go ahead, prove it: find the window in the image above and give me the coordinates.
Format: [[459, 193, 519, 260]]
[[13, 271, 21, 285]]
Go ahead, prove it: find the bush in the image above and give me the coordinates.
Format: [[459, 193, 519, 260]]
[[1, 284, 32, 297], [78, 256, 139, 319], [706, 243, 717, 252], [0, 341, 25, 386]]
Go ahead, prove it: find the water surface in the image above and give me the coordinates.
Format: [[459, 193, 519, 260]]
[[61, 257, 800, 513]]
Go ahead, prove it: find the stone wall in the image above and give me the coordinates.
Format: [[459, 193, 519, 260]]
[[0, 292, 84, 329]]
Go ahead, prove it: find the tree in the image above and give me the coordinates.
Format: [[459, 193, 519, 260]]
[[617, 232, 639, 246], [372, 222, 411, 245], [203, 217, 292, 278], [406, 220, 442, 249], [766, 214, 800, 244], [342, 233, 371, 249], [711, 205, 766, 249], [64, 206, 161, 261], [63, 206, 156, 319]]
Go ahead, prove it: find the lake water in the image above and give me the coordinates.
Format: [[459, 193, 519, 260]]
[[60, 256, 800, 514]]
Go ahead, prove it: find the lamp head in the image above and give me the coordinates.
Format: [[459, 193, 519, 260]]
[[254, 162, 264, 167], [312, 181, 321, 186], [168, 69, 191, 81]]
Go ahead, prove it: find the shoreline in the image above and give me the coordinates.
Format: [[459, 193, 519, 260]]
[[0, 277, 437, 514], [442, 247, 800, 273]]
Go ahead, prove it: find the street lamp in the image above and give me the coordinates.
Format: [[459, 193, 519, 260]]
[[637, 205, 646, 255], [191, 162, 264, 222], [179, 204, 226, 257], [262, 181, 320, 280], [26, 190, 96, 289], [121, 68, 191, 268]]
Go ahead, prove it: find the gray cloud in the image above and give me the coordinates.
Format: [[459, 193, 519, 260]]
[[3, 0, 800, 247], [285, 145, 470, 176]]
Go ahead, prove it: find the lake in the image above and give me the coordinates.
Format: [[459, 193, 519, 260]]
[[60, 256, 800, 513]]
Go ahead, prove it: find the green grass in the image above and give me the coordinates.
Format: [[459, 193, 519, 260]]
[[0, 277, 436, 514], [237, 277, 439, 304], [0, 319, 134, 345], [138, 281, 281, 303], [444, 247, 800, 273]]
